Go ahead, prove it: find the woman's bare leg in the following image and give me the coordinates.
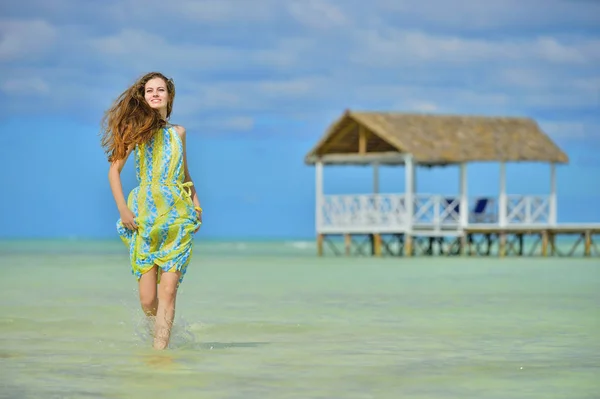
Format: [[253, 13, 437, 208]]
[[138, 266, 159, 316], [153, 270, 181, 350]]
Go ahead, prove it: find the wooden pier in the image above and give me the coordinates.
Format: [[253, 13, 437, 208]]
[[316, 226, 600, 258], [305, 110, 600, 258]]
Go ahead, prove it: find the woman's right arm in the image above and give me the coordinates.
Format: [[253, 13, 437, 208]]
[[108, 147, 137, 230]]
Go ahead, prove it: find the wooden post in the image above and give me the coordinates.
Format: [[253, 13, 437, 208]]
[[584, 230, 591, 257], [404, 236, 412, 257], [315, 160, 323, 256], [317, 234, 324, 256], [344, 234, 351, 256], [541, 231, 548, 257], [374, 234, 382, 256], [467, 233, 473, 256], [550, 232, 556, 255]]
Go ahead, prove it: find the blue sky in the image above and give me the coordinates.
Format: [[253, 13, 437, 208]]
[[1, 0, 599, 240]]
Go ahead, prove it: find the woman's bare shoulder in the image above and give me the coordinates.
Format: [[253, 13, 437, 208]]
[[171, 123, 186, 138]]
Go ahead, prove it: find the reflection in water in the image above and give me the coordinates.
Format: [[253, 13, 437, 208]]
[[141, 352, 176, 368], [138, 341, 269, 369]]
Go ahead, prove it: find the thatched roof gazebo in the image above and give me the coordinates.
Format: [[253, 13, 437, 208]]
[[304, 110, 568, 252], [304, 110, 568, 166]]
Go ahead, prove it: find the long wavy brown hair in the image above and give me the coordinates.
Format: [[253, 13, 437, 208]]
[[100, 72, 176, 163]]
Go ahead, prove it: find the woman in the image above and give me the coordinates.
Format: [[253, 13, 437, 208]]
[[100, 72, 202, 350]]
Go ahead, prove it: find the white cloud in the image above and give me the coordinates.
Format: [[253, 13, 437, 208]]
[[287, 0, 350, 30], [1, 0, 599, 140], [160, 0, 278, 23], [0, 19, 57, 61], [90, 29, 157, 56], [350, 30, 600, 68], [498, 68, 557, 90], [251, 37, 318, 69], [89, 29, 245, 73], [402, 101, 438, 113], [7, 0, 599, 31], [540, 122, 600, 139], [571, 76, 600, 93], [257, 77, 325, 97], [372, 0, 600, 31], [1, 77, 49, 95]]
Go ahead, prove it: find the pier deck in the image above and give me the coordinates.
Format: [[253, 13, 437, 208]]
[[317, 224, 600, 258]]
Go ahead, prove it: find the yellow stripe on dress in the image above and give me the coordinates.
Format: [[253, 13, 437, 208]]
[[151, 130, 168, 249]]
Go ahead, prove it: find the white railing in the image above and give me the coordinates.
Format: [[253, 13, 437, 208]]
[[413, 194, 461, 226], [318, 194, 551, 233], [413, 195, 499, 226], [320, 194, 407, 233], [507, 195, 550, 225]]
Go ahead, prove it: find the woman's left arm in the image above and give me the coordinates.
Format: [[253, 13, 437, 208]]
[[176, 125, 202, 224]]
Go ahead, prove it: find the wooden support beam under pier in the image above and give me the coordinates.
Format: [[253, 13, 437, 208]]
[[316, 225, 600, 258]]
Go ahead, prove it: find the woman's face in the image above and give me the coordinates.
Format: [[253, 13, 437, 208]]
[[144, 77, 169, 114]]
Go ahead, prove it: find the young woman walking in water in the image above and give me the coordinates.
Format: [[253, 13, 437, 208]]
[[101, 72, 202, 350]]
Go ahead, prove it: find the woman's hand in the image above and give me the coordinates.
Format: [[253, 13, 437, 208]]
[[195, 207, 202, 233], [119, 206, 138, 231]]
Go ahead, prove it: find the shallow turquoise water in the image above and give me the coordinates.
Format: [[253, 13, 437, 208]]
[[0, 240, 599, 398]]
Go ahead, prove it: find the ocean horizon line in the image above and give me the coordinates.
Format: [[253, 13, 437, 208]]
[[0, 236, 316, 244]]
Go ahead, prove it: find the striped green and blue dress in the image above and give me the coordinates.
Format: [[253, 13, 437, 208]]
[[117, 124, 201, 286]]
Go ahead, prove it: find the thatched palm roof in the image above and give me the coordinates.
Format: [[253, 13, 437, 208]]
[[304, 110, 568, 166]]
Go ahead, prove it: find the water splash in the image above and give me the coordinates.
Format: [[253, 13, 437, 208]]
[[120, 294, 198, 350], [130, 313, 197, 350]]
